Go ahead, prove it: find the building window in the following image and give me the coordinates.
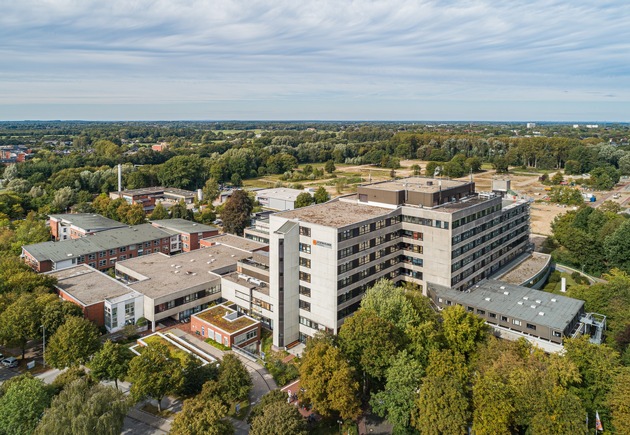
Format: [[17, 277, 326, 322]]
[[358, 254, 370, 266], [99, 259, 107, 267], [467, 306, 474, 312], [299, 271, 311, 283], [359, 224, 370, 235], [88, 262, 96, 268], [359, 241, 370, 251], [299, 300, 311, 311], [299, 257, 311, 268], [339, 229, 353, 241], [501, 316, 508, 322], [299, 243, 311, 254], [299, 285, 311, 297], [201, 326, 205, 336], [99, 251, 106, 258], [299, 227, 311, 237], [109, 249, 117, 255], [513, 319, 521, 326], [489, 313, 496, 318], [125, 302, 134, 318], [339, 246, 354, 259], [526, 323, 537, 330], [553, 331, 562, 338], [88, 253, 96, 260], [477, 309, 485, 315], [110, 258, 117, 265], [375, 220, 385, 229], [120, 246, 127, 252]]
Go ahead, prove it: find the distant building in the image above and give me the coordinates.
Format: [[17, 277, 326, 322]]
[[191, 302, 261, 353], [151, 142, 170, 152], [526, 122, 536, 129], [49, 264, 144, 333], [150, 219, 219, 252], [22, 224, 172, 273], [49, 213, 127, 241], [254, 188, 310, 211], [109, 186, 197, 212]]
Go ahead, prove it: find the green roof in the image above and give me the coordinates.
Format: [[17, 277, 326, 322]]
[[23, 224, 171, 263]]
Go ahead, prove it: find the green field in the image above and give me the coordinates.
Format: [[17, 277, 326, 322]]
[[141, 334, 190, 363]]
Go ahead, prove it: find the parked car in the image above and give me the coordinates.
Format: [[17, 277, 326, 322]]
[[1, 357, 18, 368]]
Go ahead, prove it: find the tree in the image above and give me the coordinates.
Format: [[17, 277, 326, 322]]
[[441, 305, 488, 358], [125, 203, 145, 225], [11, 212, 50, 253], [313, 186, 330, 204], [178, 353, 218, 397], [0, 293, 42, 360], [51, 187, 76, 212], [412, 350, 470, 435], [89, 340, 133, 389], [150, 202, 169, 220], [339, 309, 403, 389], [169, 199, 193, 220], [299, 334, 361, 420], [127, 343, 182, 412], [221, 190, 254, 236], [551, 171, 564, 185], [605, 220, 630, 273], [247, 390, 287, 424], [202, 178, 220, 203], [371, 351, 424, 433], [0, 376, 51, 435], [360, 279, 422, 331], [157, 155, 206, 190], [250, 401, 307, 435], [170, 396, 233, 435], [45, 316, 101, 369], [34, 379, 130, 435], [38, 294, 83, 338], [217, 353, 252, 403], [549, 186, 583, 206], [294, 192, 314, 208], [324, 160, 336, 173], [608, 368, 630, 434]]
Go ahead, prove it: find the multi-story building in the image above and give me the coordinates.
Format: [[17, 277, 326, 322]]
[[22, 224, 172, 272], [109, 186, 198, 213], [150, 219, 219, 252], [49, 213, 127, 241], [254, 188, 310, 211], [267, 177, 531, 347]]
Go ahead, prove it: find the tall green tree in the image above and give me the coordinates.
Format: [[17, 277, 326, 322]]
[[202, 178, 220, 203], [38, 294, 83, 338], [34, 379, 129, 435], [89, 340, 133, 389], [299, 334, 361, 420], [217, 354, 252, 403], [149, 202, 169, 220], [313, 186, 330, 204], [0, 375, 52, 435], [45, 316, 101, 369], [0, 293, 42, 360], [178, 353, 218, 397], [127, 343, 182, 412], [170, 396, 233, 435], [371, 351, 424, 433], [294, 192, 314, 208], [441, 305, 488, 358], [359, 279, 422, 331], [412, 350, 470, 435], [221, 190, 254, 236], [608, 368, 630, 434], [250, 401, 307, 435]]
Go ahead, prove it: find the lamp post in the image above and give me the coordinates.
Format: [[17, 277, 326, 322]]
[[40, 324, 46, 367], [337, 420, 343, 435]]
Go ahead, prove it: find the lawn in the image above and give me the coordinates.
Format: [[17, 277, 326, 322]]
[[309, 419, 359, 435], [204, 338, 231, 351], [141, 335, 190, 363], [542, 271, 579, 293]]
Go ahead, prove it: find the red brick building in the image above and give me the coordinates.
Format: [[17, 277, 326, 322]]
[[22, 224, 172, 273], [150, 219, 219, 252], [49, 213, 126, 241], [191, 302, 261, 352]]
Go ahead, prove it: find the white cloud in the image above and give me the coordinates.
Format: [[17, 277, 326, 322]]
[[0, 0, 628, 119]]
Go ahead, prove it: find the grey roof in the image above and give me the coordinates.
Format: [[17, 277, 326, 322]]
[[275, 199, 395, 228], [49, 265, 136, 306], [151, 219, 217, 234], [23, 224, 171, 263], [255, 188, 305, 201], [201, 234, 268, 252], [116, 245, 253, 299], [49, 213, 126, 231], [362, 177, 471, 194], [428, 280, 584, 331]]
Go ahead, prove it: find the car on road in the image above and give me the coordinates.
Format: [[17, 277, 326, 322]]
[[1, 357, 18, 368]]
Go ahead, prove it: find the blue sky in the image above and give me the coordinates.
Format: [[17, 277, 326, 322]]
[[0, 0, 628, 121]]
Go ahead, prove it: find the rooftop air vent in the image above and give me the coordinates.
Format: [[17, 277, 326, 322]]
[[500, 286, 505, 290], [551, 298, 557, 302], [523, 296, 529, 300], [530, 305, 537, 309], [171, 264, 175, 267], [485, 297, 491, 301], [535, 300, 541, 304], [517, 301, 523, 305], [538, 312, 545, 316], [503, 291, 509, 295]]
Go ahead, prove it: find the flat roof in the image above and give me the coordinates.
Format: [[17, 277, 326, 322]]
[[49, 265, 135, 306], [118, 186, 196, 197], [194, 302, 258, 334], [49, 213, 126, 231], [254, 188, 305, 201], [429, 280, 584, 331], [275, 199, 394, 228], [201, 234, 268, 252], [222, 272, 270, 296], [151, 219, 217, 234], [497, 253, 551, 285], [362, 177, 471, 194], [117, 245, 253, 299], [24, 224, 171, 263]]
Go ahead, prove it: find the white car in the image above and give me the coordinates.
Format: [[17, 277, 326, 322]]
[[1, 357, 18, 368]]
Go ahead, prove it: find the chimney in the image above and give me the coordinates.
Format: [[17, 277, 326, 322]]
[[118, 164, 122, 193], [560, 277, 566, 292], [197, 188, 203, 201]]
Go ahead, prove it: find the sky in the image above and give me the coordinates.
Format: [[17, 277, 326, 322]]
[[0, 0, 628, 121]]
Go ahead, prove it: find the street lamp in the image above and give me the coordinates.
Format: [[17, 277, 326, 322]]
[[337, 420, 343, 435], [40, 325, 46, 367]]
